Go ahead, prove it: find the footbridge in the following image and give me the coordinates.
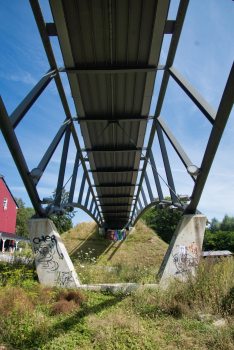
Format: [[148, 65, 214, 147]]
[[0, 0, 233, 231]]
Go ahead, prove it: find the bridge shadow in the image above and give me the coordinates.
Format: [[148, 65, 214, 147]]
[[68, 226, 124, 263]]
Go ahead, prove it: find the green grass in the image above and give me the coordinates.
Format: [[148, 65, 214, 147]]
[[1, 256, 234, 349], [61, 220, 168, 268]]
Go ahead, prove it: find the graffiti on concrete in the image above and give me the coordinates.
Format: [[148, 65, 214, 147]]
[[33, 235, 64, 272], [107, 229, 127, 241], [173, 243, 199, 274], [57, 272, 73, 286]]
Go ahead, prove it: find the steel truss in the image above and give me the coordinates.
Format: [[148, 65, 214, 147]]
[[0, 0, 233, 230]]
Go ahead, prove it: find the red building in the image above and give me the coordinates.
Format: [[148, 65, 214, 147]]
[[0, 175, 19, 251]]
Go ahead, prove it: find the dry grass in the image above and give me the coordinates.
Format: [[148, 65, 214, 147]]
[[0, 287, 34, 315], [51, 289, 86, 315]]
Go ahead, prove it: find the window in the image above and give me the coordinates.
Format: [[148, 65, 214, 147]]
[[3, 198, 8, 210]]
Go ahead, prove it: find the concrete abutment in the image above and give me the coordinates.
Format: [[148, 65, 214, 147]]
[[157, 214, 207, 284], [27, 218, 81, 288]]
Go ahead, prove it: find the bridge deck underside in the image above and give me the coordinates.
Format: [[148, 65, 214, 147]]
[[50, 0, 169, 227]]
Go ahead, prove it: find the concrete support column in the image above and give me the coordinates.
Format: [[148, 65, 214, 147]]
[[27, 218, 81, 288], [157, 214, 207, 284]]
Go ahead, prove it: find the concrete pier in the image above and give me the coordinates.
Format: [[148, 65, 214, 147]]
[[27, 218, 81, 288], [157, 214, 207, 284]]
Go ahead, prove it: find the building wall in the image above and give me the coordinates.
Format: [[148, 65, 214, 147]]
[[0, 179, 18, 234]]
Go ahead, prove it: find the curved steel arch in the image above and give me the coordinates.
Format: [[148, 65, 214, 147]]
[[131, 200, 186, 227]]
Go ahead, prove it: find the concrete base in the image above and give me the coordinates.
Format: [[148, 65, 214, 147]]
[[77, 283, 158, 294], [27, 218, 81, 288], [157, 214, 207, 284]]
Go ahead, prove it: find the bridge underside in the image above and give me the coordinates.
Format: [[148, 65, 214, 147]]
[[0, 0, 233, 230]]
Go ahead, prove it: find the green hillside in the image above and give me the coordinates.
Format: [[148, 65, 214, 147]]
[[61, 220, 168, 268]]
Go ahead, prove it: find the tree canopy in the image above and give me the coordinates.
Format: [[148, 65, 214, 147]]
[[49, 189, 76, 234], [203, 214, 234, 252], [141, 198, 183, 244], [15, 198, 35, 238]]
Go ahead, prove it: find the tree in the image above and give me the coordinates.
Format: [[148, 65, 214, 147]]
[[209, 217, 220, 232], [203, 230, 234, 252], [49, 189, 76, 234], [141, 198, 183, 243], [15, 198, 35, 238]]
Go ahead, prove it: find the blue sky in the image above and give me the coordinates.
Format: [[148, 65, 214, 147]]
[[0, 0, 233, 225]]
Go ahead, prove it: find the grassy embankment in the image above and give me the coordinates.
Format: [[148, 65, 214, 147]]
[[1, 221, 234, 349], [61, 220, 168, 284]]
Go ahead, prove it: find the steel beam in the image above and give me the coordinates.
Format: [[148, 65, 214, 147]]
[[35, 120, 70, 185], [82, 147, 145, 153], [78, 172, 86, 205], [46, 22, 57, 36], [186, 63, 234, 214], [84, 187, 91, 209], [97, 195, 135, 199], [155, 119, 177, 203], [138, 198, 143, 211], [164, 20, 175, 34], [149, 149, 163, 200], [88, 168, 141, 173], [92, 184, 138, 188], [54, 124, 71, 206], [144, 171, 154, 202], [157, 116, 194, 179], [101, 204, 132, 207], [68, 150, 80, 203], [89, 198, 94, 212], [0, 97, 46, 217], [104, 216, 129, 219], [140, 187, 148, 207], [10, 69, 56, 129], [102, 211, 131, 214], [76, 117, 153, 123], [168, 66, 216, 124], [59, 65, 165, 74]]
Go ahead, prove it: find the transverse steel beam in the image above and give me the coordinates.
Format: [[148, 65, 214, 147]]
[[92, 184, 138, 188], [76, 117, 153, 123], [59, 65, 165, 74], [82, 147, 145, 153], [88, 169, 141, 173]]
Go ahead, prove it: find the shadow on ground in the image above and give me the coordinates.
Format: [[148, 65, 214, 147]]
[[67, 226, 123, 263]]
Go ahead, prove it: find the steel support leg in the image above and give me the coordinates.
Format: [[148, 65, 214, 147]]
[[10, 69, 57, 128], [68, 150, 80, 203], [55, 124, 71, 206], [155, 119, 177, 203]]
